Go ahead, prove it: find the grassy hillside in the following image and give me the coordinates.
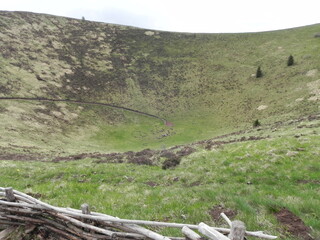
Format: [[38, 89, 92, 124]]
[[0, 11, 319, 152], [1, 115, 319, 239], [0, 11, 319, 240]]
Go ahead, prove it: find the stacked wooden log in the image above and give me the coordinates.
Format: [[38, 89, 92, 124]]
[[0, 187, 277, 240]]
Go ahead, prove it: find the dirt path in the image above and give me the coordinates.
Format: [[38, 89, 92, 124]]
[[0, 97, 168, 124]]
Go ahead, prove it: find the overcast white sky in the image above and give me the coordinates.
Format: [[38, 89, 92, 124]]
[[1, 0, 319, 33]]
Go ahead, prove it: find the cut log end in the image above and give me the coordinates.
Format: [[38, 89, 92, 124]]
[[5, 188, 16, 202], [81, 203, 91, 215], [228, 220, 246, 240]]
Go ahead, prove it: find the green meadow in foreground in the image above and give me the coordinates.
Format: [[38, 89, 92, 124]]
[[1, 117, 319, 239]]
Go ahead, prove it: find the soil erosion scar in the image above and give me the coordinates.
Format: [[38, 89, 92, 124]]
[[0, 97, 170, 125]]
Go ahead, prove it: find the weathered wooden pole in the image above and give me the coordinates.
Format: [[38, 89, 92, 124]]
[[228, 221, 246, 240], [198, 222, 230, 240], [81, 203, 93, 234], [220, 213, 232, 227], [4, 188, 15, 202], [81, 203, 91, 215], [182, 226, 202, 240]]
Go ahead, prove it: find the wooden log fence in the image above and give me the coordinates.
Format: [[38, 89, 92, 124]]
[[0, 187, 277, 240]]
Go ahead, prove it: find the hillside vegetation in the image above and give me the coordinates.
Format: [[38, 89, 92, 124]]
[[0, 11, 319, 152], [0, 11, 320, 240], [1, 115, 320, 239]]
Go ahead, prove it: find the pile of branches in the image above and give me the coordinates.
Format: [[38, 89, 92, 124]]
[[0, 187, 277, 240]]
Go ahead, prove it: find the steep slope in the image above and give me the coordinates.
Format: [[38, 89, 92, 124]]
[[0, 11, 319, 152]]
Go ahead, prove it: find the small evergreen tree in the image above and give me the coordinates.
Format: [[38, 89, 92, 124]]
[[256, 66, 263, 78], [253, 119, 261, 127], [287, 55, 294, 66]]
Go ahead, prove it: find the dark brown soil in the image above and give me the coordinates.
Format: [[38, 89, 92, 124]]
[[162, 155, 181, 169], [176, 146, 196, 157], [160, 150, 177, 159], [135, 148, 154, 157], [55, 150, 156, 165], [53, 153, 89, 161], [275, 208, 314, 240], [128, 156, 153, 165], [51, 145, 196, 169], [209, 205, 237, 222], [186, 181, 202, 187], [297, 179, 320, 184], [203, 136, 268, 150], [0, 154, 41, 161], [144, 181, 158, 187], [1, 114, 319, 166]]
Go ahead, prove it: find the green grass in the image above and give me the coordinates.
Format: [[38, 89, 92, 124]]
[[1, 121, 319, 239], [0, 12, 320, 152], [0, 12, 319, 239]]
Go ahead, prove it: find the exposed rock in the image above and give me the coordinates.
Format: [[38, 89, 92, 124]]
[[306, 69, 318, 77], [286, 151, 298, 157], [144, 31, 155, 36], [257, 105, 268, 110]]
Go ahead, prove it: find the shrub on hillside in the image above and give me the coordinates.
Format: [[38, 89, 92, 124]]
[[253, 119, 261, 128], [256, 66, 263, 78], [287, 55, 294, 66]]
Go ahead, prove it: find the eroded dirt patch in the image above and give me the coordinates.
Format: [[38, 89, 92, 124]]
[[144, 181, 158, 187], [297, 179, 320, 184], [185, 181, 202, 187], [209, 205, 237, 222], [176, 146, 196, 157], [162, 155, 181, 169], [203, 136, 268, 150], [275, 208, 313, 240], [2, 114, 319, 163], [128, 155, 154, 165], [51, 146, 196, 168], [0, 153, 44, 161]]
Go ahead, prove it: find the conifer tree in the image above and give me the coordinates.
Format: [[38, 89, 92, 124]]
[[256, 66, 263, 78], [287, 55, 294, 66], [253, 119, 261, 127]]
